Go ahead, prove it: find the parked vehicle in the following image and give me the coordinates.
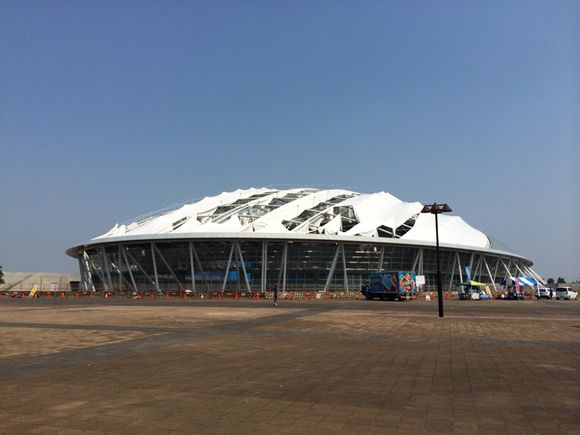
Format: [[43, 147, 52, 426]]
[[555, 287, 578, 300], [505, 290, 525, 300], [362, 271, 417, 301], [536, 287, 555, 299]]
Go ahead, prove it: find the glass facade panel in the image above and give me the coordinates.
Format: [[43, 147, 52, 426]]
[[78, 239, 531, 294]]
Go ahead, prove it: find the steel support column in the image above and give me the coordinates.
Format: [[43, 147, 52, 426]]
[[89, 252, 107, 292], [281, 242, 288, 293], [261, 241, 267, 293], [236, 242, 251, 293], [493, 257, 500, 283], [188, 241, 196, 291], [101, 248, 113, 292], [150, 243, 160, 292], [121, 246, 138, 293], [78, 258, 88, 292], [526, 265, 546, 285], [473, 255, 482, 282], [324, 244, 341, 292], [341, 244, 348, 291], [482, 256, 497, 291], [82, 252, 95, 292], [153, 244, 183, 291], [411, 249, 420, 273], [457, 252, 464, 284], [500, 259, 512, 282], [468, 253, 474, 278], [222, 242, 235, 292], [125, 247, 156, 290], [106, 249, 134, 292], [191, 244, 210, 291], [118, 246, 123, 291], [449, 252, 457, 289], [515, 262, 527, 279]]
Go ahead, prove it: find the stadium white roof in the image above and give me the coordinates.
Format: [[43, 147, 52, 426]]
[[94, 188, 491, 249]]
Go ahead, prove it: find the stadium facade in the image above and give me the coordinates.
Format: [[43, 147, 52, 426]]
[[66, 188, 543, 294]]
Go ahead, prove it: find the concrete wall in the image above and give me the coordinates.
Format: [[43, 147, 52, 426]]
[[1, 271, 80, 292]]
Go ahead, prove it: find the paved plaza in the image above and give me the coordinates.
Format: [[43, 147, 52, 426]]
[[0, 297, 579, 434]]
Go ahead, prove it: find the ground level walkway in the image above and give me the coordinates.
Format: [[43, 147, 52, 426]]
[[0, 298, 578, 434]]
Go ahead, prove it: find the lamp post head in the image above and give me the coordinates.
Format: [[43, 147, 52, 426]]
[[421, 202, 452, 214]]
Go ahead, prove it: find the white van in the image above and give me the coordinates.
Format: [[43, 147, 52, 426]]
[[535, 287, 554, 299], [555, 287, 577, 300]]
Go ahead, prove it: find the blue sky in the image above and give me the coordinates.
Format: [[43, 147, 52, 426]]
[[1, 1, 578, 280]]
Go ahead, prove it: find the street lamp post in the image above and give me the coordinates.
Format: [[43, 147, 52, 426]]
[[421, 202, 452, 318]]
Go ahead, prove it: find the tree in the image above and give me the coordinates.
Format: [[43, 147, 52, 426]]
[[0, 265, 4, 285], [557, 277, 566, 284], [547, 278, 555, 285]]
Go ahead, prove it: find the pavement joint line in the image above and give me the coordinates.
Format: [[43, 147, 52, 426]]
[[0, 308, 314, 334], [238, 329, 580, 350], [0, 309, 315, 379], [0, 322, 175, 334], [2, 308, 578, 382]]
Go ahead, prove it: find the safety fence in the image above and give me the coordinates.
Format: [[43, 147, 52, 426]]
[[0, 290, 474, 301], [0, 289, 463, 301], [2, 286, 541, 301], [1, 289, 365, 300]]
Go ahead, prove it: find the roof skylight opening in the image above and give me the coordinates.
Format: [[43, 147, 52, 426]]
[[171, 217, 188, 231], [394, 214, 418, 238], [336, 206, 359, 232], [377, 225, 394, 238], [282, 194, 357, 232]]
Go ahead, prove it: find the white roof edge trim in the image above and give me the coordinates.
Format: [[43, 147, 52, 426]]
[[69, 231, 532, 264]]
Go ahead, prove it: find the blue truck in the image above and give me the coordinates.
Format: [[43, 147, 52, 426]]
[[361, 271, 417, 301]]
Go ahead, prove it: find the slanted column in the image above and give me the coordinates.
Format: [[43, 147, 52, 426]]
[[378, 246, 385, 271], [261, 241, 267, 293], [121, 246, 138, 293], [118, 246, 123, 292], [78, 258, 88, 292], [101, 248, 113, 292], [324, 244, 341, 292], [150, 242, 160, 292], [281, 242, 288, 293], [222, 241, 235, 292], [341, 244, 348, 292], [483, 257, 497, 291], [82, 252, 96, 292], [189, 241, 196, 291]]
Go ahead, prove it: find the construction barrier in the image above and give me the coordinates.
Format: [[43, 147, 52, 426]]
[[0, 288, 454, 301]]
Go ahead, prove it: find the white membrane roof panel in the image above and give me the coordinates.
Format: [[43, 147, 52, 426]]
[[93, 187, 491, 249]]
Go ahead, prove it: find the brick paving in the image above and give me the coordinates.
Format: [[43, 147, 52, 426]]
[[0, 298, 578, 434]]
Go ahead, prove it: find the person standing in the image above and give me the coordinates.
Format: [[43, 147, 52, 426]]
[[273, 284, 279, 306]]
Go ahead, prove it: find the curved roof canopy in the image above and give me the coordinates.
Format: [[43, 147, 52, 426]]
[[94, 188, 492, 249]]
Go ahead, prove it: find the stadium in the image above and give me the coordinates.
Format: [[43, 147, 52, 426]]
[[66, 188, 543, 295]]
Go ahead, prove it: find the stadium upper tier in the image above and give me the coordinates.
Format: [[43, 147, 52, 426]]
[[94, 187, 491, 249]]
